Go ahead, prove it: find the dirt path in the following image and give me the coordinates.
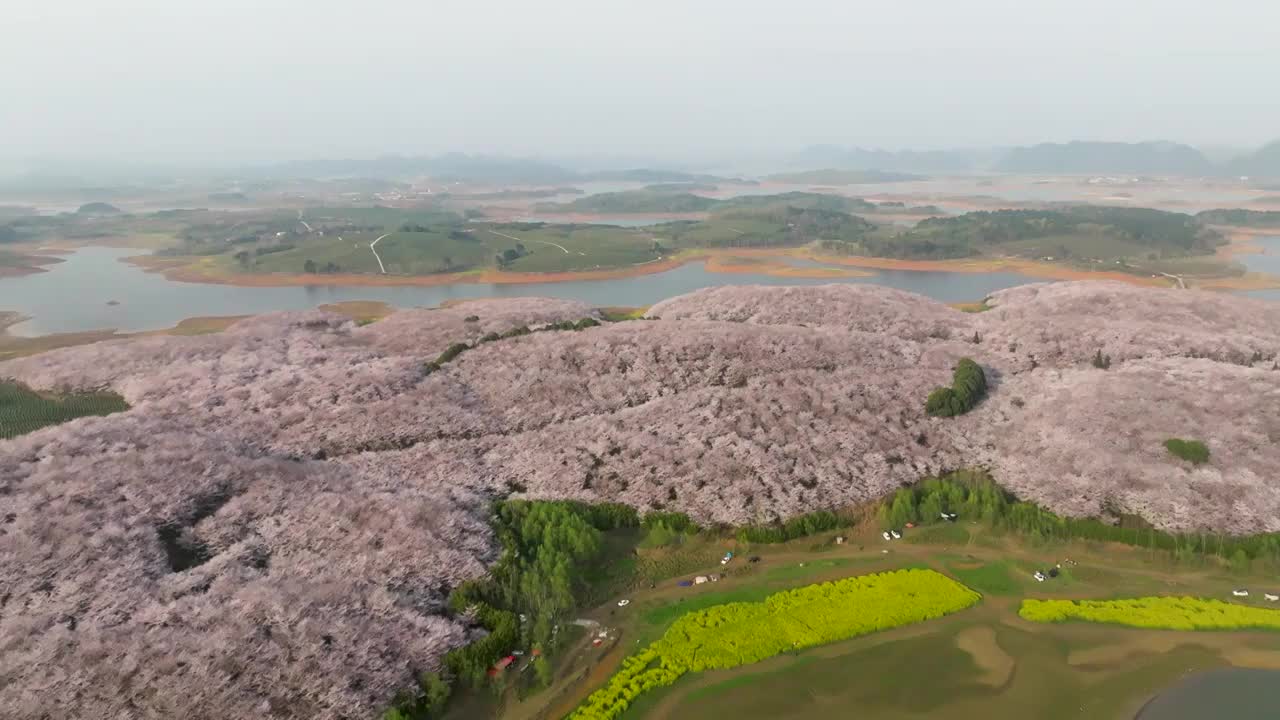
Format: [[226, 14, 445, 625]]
[[488, 228, 570, 254], [369, 233, 389, 274]]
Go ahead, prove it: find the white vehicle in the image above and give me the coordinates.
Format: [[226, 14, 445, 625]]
[[890, 530, 902, 540], [1265, 594, 1279, 602], [1033, 571, 1046, 582], [882, 531, 892, 541], [617, 599, 631, 607], [1232, 590, 1249, 597]]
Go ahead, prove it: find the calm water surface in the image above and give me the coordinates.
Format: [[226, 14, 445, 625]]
[[1239, 235, 1280, 302], [1137, 668, 1280, 720], [1, 247, 1037, 336]]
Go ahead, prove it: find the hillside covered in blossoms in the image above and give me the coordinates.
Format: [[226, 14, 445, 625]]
[[2, 282, 1278, 718]]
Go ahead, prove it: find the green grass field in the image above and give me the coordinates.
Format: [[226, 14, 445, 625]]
[[946, 560, 1021, 596], [0, 380, 128, 439], [648, 615, 1238, 720], [491, 226, 662, 272], [494, 514, 1280, 720]]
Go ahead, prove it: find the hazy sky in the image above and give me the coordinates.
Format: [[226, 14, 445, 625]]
[[5, 0, 1279, 164]]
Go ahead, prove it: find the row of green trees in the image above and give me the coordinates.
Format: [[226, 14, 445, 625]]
[[422, 317, 601, 374], [880, 471, 1280, 567], [1020, 597, 1280, 631], [736, 510, 844, 544], [386, 500, 640, 719], [569, 569, 980, 719], [924, 358, 987, 417]]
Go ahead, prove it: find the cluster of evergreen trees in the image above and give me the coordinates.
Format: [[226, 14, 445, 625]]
[[388, 500, 640, 719], [924, 358, 987, 417]]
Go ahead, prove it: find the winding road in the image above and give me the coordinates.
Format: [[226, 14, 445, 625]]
[[370, 233, 389, 274]]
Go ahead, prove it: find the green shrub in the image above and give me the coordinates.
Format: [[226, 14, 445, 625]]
[[925, 358, 987, 417], [641, 511, 698, 533], [1164, 438, 1210, 465], [436, 342, 471, 364]]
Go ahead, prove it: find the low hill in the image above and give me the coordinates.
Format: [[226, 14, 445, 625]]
[[764, 168, 924, 184], [1225, 140, 1280, 178], [1196, 208, 1280, 228], [1, 283, 1278, 719], [582, 168, 724, 183], [717, 191, 877, 213], [789, 145, 987, 173], [75, 201, 122, 215], [535, 190, 719, 214], [823, 206, 1222, 261], [996, 141, 1214, 175]]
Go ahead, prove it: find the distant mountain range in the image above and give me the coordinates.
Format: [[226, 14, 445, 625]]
[[1224, 140, 1280, 178], [995, 141, 1215, 175], [8, 140, 1280, 194], [788, 145, 992, 174], [789, 140, 1280, 178]]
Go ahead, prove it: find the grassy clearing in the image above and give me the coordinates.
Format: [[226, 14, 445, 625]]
[[0, 380, 128, 439], [497, 226, 661, 272], [903, 522, 971, 545], [948, 560, 1021, 596]]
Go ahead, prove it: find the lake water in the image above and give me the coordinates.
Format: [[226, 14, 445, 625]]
[[1, 247, 1037, 336], [1239, 235, 1280, 302], [1137, 668, 1280, 720]]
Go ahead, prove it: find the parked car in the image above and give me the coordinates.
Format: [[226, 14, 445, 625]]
[[1265, 593, 1279, 602], [882, 531, 892, 541], [1232, 589, 1249, 597], [1033, 571, 1046, 582], [890, 530, 902, 540], [617, 599, 631, 607]]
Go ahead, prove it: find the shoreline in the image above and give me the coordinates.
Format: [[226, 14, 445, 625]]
[[123, 245, 1220, 289], [0, 248, 69, 278], [0, 301, 392, 360]]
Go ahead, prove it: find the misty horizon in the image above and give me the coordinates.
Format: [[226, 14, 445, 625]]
[[5, 0, 1280, 167]]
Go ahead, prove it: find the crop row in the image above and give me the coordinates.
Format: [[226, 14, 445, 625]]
[[568, 568, 980, 720], [1019, 596, 1280, 631]]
